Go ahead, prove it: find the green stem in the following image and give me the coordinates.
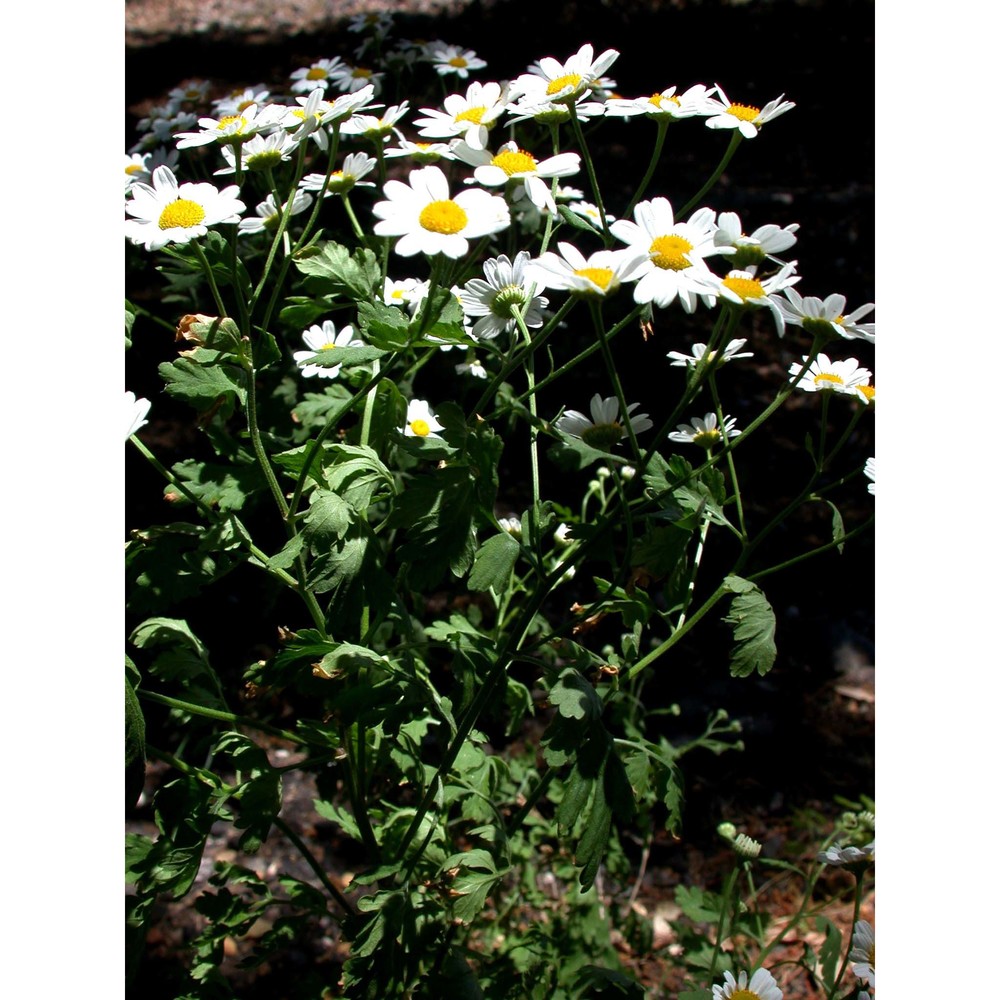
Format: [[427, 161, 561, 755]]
[[708, 371, 746, 539], [590, 301, 642, 461], [191, 240, 227, 316], [707, 867, 740, 980], [273, 816, 358, 917], [677, 130, 743, 219], [511, 304, 541, 506], [831, 875, 867, 996], [623, 120, 669, 219], [138, 690, 305, 745], [568, 100, 609, 240], [128, 435, 300, 590]]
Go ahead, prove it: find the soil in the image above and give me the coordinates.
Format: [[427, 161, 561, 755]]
[[126, 0, 875, 995]]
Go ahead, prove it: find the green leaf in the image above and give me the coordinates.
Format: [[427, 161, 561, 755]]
[[303, 489, 354, 545], [212, 733, 282, 853], [314, 798, 363, 842], [306, 521, 370, 595], [557, 204, 604, 236], [826, 498, 846, 554], [674, 885, 724, 923], [722, 576, 777, 678], [125, 671, 145, 768], [158, 353, 247, 415], [293, 240, 381, 300], [326, 444, 396, 513], [390, 465, 477, 590], [297, 343, 389, 369], [167, 458, 265, 512], [549, 668, 602, 722], [816, 915, 843, 993], [278, 294, 339, 329], [467, 531, 520, 592], [356, 299, 411, 350], [573, 966, 646, 998], [125, 301, 136, 349]]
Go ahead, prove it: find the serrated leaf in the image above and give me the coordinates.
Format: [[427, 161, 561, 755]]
[[293, 240, 381, 300], [467, 531, 519, 592], [158, 354, 246, 414], [722, 577, 777, 678], [167, 458, 265, 512], [549, 668, 602, 722], [326, 445, 395, 513], [826, 499, 846, 554], [356, 299, 411, 350], [303, 489, 354, 545]]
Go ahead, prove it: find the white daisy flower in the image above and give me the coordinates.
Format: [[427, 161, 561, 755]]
[[610, 198, 726, 312], [293, 322, 364, 379], [126, 391, 152, 440], [712, 968, 782, 1000], [328, 62, 384, 96], [604, 83, 712, 122], [666, 339, 753, 367], [816, 841, 875, 866], [125, 166, 246, 251], [855, 381, 875, 406], [425, 42, 487, 78], [713, 211, 800, 268], [566, 201, 615, 228], [384, 138, 457, 163], [212, 86, 271, 118], [125, 151, 181, 190], [300, 152, 378, 196], [280, 87, 379, 151], [403, 399, 445, 439], [174, 103, 284, 149], [383, 277, 426, 307], [413, 81, 509, 151], [372, 165, 510, 259], [716, 264, 801, 336], [527, 242, 643, 298], [668, 412, 740, 448], [166, 81, 211, 110], [131, 109, 199, 151], [555, 393, 653, 451], [788, 354, 872, 394], [703, 85, 796, 139], [453, 140, 581, 214], [460, 251, 549, 340], [498, 516, 522, 538], [456, 357, 488, 379], [238, 190, 312, 236], [776, 288, 875, 343], [290, 57, 345, 94], [864, 457, 875, 496], [340, 102, 410, 141], [347, 11, 394, 34], [214, 130, 298, 174], [505, 96, 605, 126], [511, 43, 620, 105], [850, 920, 875, 986]]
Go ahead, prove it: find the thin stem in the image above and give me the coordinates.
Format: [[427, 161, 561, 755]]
[[831, 875, 867, 996], [273, 816, 358, 918], [707, 867, 740, 980], [677, 130, 743, 219], [138, 690, 306, 745], [191, 240, 227, 316], [568, 101, 609, 239], [512, 304, 541, 506], [590, 301, 642, 461], [623, 120, 669, 220], [708, 371, 747, 539], [676, 514, 711, 630]]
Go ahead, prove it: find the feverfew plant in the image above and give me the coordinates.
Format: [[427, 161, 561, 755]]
[[126, 28, 874, 999]]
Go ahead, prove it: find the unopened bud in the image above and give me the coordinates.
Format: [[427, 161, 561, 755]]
[[717, 822, 737, 842], [734, 834, 762, 859]]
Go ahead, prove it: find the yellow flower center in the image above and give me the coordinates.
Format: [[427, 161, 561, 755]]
[[814, 372, 844, 387], [692, 428, 722, 448], [455, 106, 487, 124], [492, 148, 538, 175], [390, 289, 406, 301], [306, 67, 328, 80], [449, 56, 468, 68], [125, 164, 145, 176], [649, 234, 694, 271], [216, 115, 244, 131], [410, 419, 431, 437], [726, 103, 761, 122], [857, 384, 875, 402], [723, 275, 765, 300], [649, 93, 681, 108], [158, 199, 206, 230], [320, 342, 336, 350], [574, 267, 614, 291], [547, 72, 583, 96], [236, 98, 255, 112], [833, 314, 846, 326], [727, 990, 762, 1000], [581, 422, 623, 450], [353, 67, 373, 79], [419, 199, 468, 234]]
